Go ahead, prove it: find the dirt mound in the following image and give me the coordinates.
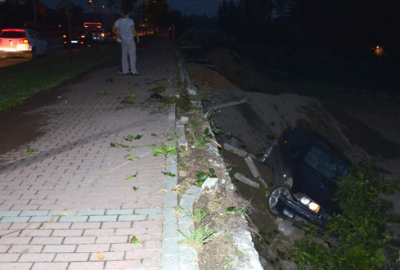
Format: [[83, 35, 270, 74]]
[[187, 64, 240, 90], [207, 48, 275, 92]]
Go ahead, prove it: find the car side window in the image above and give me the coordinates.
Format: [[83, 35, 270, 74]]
[[30, 31, 37, 39]]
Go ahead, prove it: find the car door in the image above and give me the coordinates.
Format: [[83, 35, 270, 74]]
[[32, 30, 44, 55], [28, 30, 39, 55]]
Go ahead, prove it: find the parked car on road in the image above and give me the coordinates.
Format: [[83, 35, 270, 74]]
[[63, 28, 94, 49], [89, 28, 109, 44], [0, 28, 47, 59], [262, 127, 351, 229]]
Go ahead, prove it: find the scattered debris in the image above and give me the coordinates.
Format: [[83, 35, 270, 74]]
[[234, 173, 260, 188]]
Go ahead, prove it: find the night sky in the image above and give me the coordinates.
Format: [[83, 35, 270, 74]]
[[41, 0, 224, 17]]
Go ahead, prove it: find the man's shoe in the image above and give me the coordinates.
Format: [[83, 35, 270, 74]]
[[131, 72, 140, 76]]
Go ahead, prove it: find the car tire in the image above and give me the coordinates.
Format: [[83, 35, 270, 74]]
[[267, 184, 292, 218]]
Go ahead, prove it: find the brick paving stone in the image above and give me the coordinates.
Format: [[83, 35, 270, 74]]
[[20, 229, 53, 237], [76, 244, 110, 252], [71, 222, 101, 229], [18, 253, 56, 262], [89, 251, 124, 261], [0, 263, 33, 270], [0, 37, 176, 270], [101, 221, 132, 229], [63, 237, 95, 245], [96, 236, 128, 244], [0, 253, 20, 262], [52, 229, 83, 237], [126, 249, 160, 260], [105, 260, 141, 269], [0, 230, 19, 237], [142, 259, 161, 268], [0, 245, 10, 253], [68, 262, 104, 270], [114, 227, 146, 235], [110, 243, 144, 252], [8, 244, 43, 253], [0, 237, 32, 245], [31, 262, 68, 270], [54, 253, 89, 262], [42, 245, 76, 253], [83, 229, 115, 236]]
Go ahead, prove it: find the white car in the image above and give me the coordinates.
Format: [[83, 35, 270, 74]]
[[0, 28, 48, 59]]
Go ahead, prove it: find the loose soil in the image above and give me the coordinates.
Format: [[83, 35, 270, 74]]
[[184, 47, 400, 269]]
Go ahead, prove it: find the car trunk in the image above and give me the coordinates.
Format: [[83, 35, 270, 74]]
[[0, 31, 27, 51]]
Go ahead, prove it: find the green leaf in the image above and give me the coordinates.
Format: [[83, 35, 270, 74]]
[[125, 155, 139, 160], [132, 186, 139, 191], [125, 135, 134, 142], [162, 171, 176, 177], [110, 142, 116, 147], [151, 133, 157, 136], [130, 235, 139, 244]]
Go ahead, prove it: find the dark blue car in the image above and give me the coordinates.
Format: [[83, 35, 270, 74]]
[[263, 127, 351, 228]]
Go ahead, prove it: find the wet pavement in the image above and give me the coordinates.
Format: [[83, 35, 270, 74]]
[[0, 37, 179, 269]]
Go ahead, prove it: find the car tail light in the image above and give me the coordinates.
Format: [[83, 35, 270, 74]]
[[64, 41, 67, 44], [81, 35, 85, 38], [63, 35, 67, 38], [101, 33, 105, 37], [19, 39, 29, 44]]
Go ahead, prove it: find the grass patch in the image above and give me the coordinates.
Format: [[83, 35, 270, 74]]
[[149, 85, 166, 93], [0, 45, 118, 112]]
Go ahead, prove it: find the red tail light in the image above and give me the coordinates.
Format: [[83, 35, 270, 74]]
[[19, 39, 29, 44]]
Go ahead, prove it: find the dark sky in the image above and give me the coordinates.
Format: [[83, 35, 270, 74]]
[[42, 0, 224, 17]]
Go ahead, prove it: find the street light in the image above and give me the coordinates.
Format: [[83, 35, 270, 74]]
[[87, 0, 98, 51]]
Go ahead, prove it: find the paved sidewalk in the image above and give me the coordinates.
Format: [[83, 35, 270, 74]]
[[0, 37, 175, 270]]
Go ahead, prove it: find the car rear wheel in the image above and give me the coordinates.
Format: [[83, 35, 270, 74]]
[[26, 48, 35, 59], [267, 185, 292, 218]]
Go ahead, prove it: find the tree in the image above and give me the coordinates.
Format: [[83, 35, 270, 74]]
[[217, 0, 274, 44], [57, 0, 73, 55], [144, 0, 168, 28], [120, 0, 138, 13], [292, 160, 400, 270]]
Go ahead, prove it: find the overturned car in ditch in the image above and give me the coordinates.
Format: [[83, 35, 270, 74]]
[[262, 127, 351, 228]]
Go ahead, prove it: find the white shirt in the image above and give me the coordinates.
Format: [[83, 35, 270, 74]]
[[114, 17, 134, 42]]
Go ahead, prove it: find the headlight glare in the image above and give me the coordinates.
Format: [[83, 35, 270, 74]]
[[309, 202, 320, 213], [300, 197, 311, 205]]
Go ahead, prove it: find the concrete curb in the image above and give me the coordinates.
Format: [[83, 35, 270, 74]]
[[171, 49, 263, 270]]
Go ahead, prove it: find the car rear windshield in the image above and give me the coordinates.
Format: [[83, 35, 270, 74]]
[[304, 145, 343, 182], [89, 30, 103, 33], [0, 31, 26, 38]]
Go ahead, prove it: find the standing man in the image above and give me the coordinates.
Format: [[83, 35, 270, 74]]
[[112, 9, 140, 75], [113, 15, 124, 73]]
